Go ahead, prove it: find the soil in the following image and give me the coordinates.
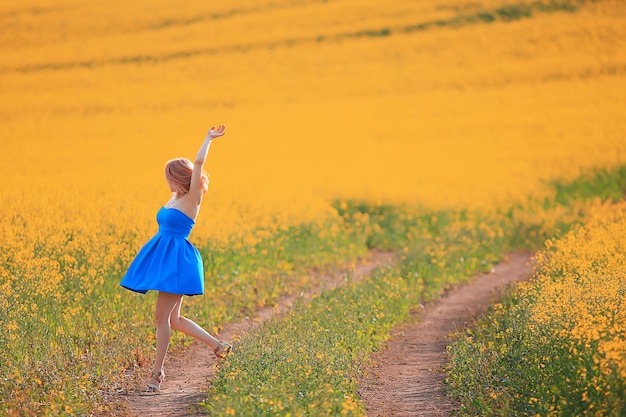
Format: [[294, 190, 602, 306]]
[[358, 252, 534, 417], [119, 251, 395, 417]]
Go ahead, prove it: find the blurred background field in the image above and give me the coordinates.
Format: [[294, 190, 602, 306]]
[[2, 0, 626, 227], [1, 0, 625, 414]]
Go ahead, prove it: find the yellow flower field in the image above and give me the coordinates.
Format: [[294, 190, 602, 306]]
[[447, 201, 626, 415], [532, 202, 626, 382], [1, 0, 626, 414], [2, 0, 625, 234]]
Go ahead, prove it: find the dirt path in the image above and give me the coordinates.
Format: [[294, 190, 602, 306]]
[[358, 252, 533, 417], [120, 251, 395, 417]]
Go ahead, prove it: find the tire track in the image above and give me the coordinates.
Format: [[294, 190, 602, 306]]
[[119, 250, 395, 417], [359, 252, 533, 417]]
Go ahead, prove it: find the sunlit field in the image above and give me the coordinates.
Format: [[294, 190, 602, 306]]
[[1, 0, 626, 414], [448, 201, 626, 415]]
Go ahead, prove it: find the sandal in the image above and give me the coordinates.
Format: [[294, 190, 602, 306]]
[[214, 341, 232, 359], [147, 369, 165, 392]]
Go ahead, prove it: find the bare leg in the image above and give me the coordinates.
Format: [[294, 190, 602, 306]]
[[152, 291, 183, 375], [169, 296, 221, 350]]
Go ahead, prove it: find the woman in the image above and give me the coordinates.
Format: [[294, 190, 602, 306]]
[[120, 125, 231, 391]]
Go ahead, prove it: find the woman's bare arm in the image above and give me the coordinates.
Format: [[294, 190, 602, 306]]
[[187, 125, 226, 204]]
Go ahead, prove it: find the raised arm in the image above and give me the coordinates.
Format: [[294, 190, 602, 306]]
[[188, 125, 226, 203]]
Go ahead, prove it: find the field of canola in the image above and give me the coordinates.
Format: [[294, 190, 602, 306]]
[[448, 201, 626, 415], [1, 0, 626, 414]]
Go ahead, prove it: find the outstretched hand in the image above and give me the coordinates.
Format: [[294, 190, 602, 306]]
[[206, 125, 226, 141]]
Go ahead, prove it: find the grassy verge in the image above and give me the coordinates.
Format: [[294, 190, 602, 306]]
[[446, 202, 626, 415], [202, 269, 410, 416]]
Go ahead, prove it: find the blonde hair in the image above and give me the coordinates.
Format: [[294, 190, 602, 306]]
[[165, 158, 209, 195]]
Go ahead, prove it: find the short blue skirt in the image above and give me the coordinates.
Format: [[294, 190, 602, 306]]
[[120, 207, 204, 296]]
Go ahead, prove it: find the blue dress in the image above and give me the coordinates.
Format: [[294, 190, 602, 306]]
[[120, 207, 204, 296]]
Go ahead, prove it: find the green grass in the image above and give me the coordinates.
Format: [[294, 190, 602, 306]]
[[202, 269, 409, 416], [386, 0, 585, 36], [551, 164, 626, 204]]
